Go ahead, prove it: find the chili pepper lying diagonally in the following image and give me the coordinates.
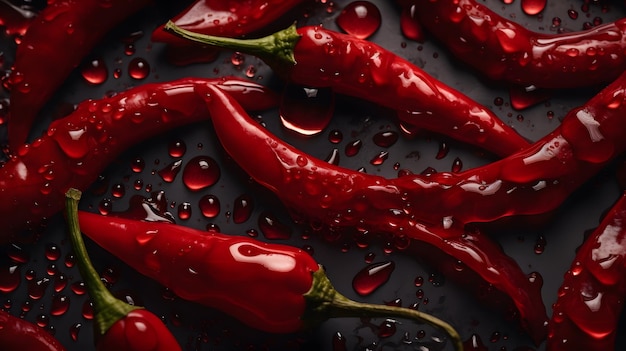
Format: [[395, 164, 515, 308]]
[[0, 309, 66, 351], [398, 0, 626, 89], [65, 189, 182, 351], [547, 192, 626, 351], [164, 22, 530, 158], [75, 209, 463, 351], [7, 0, 153, 151], [0, 77, 277, 244], [200, 84, 549, 344]]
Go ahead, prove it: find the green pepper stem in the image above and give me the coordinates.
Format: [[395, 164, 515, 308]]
[[65, 188, 141, 337], [163, 21, 300, 67], [304, 267, 464, 351]]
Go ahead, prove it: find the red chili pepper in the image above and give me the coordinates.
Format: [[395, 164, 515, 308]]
[[0, 309, 66, 351], [547, 192, 626, 350], [65, 188, 181, 350], [164, 22, 530, 157], [7, 0, 153, 151], [74, 207, 463, 351], [199, 84, 549, 344], [397, 0, 626, 89], [0, 77, 277, 243]]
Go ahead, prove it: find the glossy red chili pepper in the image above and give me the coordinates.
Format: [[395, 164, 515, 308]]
[[0, 309, 66, 351], [199, 84, 548, 344], [164, 22, 531, 157], [7, 0, 153, 151], [0, 77, 277, 243], [547, 192, 626, 350], [75, 207, 463, 351], [397, 0, 626, 89], [65, 189, 181, 351]]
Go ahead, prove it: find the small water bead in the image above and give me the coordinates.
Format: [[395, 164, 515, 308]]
[[133, 179, 143, 191], [157, 159, 183, 183], [82, 300, 94, 319], [552, 16, 562, 27], [414, 275, 424, 287], [328, 130, 343, 144], [364, 252, 376, 263], [111, 183, 125, 198], [352, 261, 395, 296], [70, 323, 82, 341], [464, 333, 488, 350], [46, 264, 57, 276], [230, 52, 245, 66], [178, 202, 192, 220], [128, 57, 150, 79], [245, 64, 256, 78], [325, 148, 340, 165], [451, 157, 463, 172], [336, 1, 382, 39], [50, 295, 70, 316], [54, 274, 67, 292], [131, 157, 145, 173], [370, 151, 388, 165], [233, 194, 254, 224], [182, 156, 221, 191], [534, 234, 547, 254], [45, 243, 61, 261], [377, 319, 397, 338], [206, 223, 220, 232], [168, 140, 186, 157], [113, 68, 122, 79], [80, 58, 108, 85], [98, 198, 113, 215], [36, 314, 49, 328], [28, 277, 50, 300], [0, 264, 20, 293], [199, 195, 220, 218], [64, 254, 75, 268], [436, 141, 449, 160], [71, 281, 87, 295], [258, 212, 292, 240], [568, 9, 579, 19]]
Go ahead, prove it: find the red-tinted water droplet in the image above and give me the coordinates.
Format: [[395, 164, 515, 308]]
[[521, 0, 546, 15], [82, 300, 94, 319], [364, 252, 376, 263], [493, 96, 504, 106], [28, 277, 50, 300], [336, 1, 382, 39], [111, 183, 125, 198], [113, 68, 122, 79], [552, 16, 562, 27], [567, 9, 579, 19], [128, 57, 150, 79], [178, 202, 192, 220], [36, 314, 49, 328], [199, 194, 220, 218], [0, 264, 20, 293], [50, 295, 70, 316], [131, 157, 145, 173], [7, 244, 29, 263], [46, 263, 57, 276], [168, 140, 186, 157], [280, 84, 334, 136], [70, 323, 82, 341], [233, 194, 254, 224], [378, 319, 397, 338], [258, 212, 292, 240], [54, 274, 67, 292], [101, 266, 119, 285], [133, 179, 143, 190], [98, 198, 112, 215], [80, 58, 108, 85], [64, 253, 75, 268], [231, 52, 245, 66], [325, 148, 340, 165], [373, 131, 398, 147], [415, 288, 425, 299], [400, 4, 424, 42], [509, 86, 551, 110], [370, 151, 389, 165], [328, 129, 343, 144], [182, 156, 221, 191], [245, 64, 256, 78], [593, 17, 603, 26], [489, 331, 501, 343], [124, 43, 136, 56], [464, 333, 488, 350], [414, 275, 424, 287], [25, 269, 35, 281], [157, 159, 183, 183], [345, 139, 362, 157], [436, 141, 449, 160], [534, 234, 547, 254], [71, 281, 87, 295], [332, 331, 348, 351], [352, 261, 395, 296], [451, 157, 463, 172]]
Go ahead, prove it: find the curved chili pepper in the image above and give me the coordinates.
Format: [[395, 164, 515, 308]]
[[7, 0, 153, 151], [65, 189, 181, 350], [164, 22, 530, 157], [397, 0, 626, 89], [547, 192, 626, 350], [75, 209, 463, 351], [199, 84, 548, 344], [0, 77, 277, 244], [0, 309, 66, 351]]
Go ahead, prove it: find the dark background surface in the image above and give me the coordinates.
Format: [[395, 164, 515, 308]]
[[1, 0, 625, 350]]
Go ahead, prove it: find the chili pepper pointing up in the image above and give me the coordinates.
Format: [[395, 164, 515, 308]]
[[164, 22, 530, 157], [0, 309, 66, 351], [400, 0, 626, 89], [199, 84, 548, 344], [0, 77, 277, 244], [7, 0, 153, 151], [547, 192, 626, 351], [65, 188, 182, 350], [75, 206, 463, 351]]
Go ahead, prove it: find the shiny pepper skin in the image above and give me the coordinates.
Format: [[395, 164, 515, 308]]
[[0, 310, 66, 351], [77, 211, 319, 333], [96, 309, 181, 351], [400, 0, 626, 89], [0, 77, 277, 243], [547, 193, 626, 350], [8, 0, 153, 151]]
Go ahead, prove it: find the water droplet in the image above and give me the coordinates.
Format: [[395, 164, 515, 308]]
[[111, 183, 125, 198], [70, 323, 82, 341], [451, 157, 463, 172], [325, 148, 340, 165], [28, 277, 50, 300], [280, 84, 334, 136], [352, 261, 395, 296], [345, 139, 362, 156], [82, 300, 94, 319], [131, 157, 145, 173], [45, 243, 61, 261], [157, 159, 183, 183], [464, 333, 488, 350], [80, 58, 108, 85], [534, 234, 547, 254], [7, 244, 29, 263], [231, 52, 245, 66], [50, 295, 70, 316], [373, 131, 398, 147], [377, 319, 397, 338], [71, 281, 87, 295], [370, 151, 389, 165], [0, 264, 20, 293], [233, 194, 254, 224], [400, 4, 424, 42], [199, 195, 220, 218], [436, 141, 449, 160], [182, 156, 220, 191], [178, 202, 192, 220], [332, 332, 347, 351], [328, 129, 343, 144], [521, 0, 546, 15], [168, 140, 186, 157], [336, 1, 382, 39], [54, 274, 67, 292], [567, 9, 579, 20], [258, 212, 292, 240], [128, 57, 150, 80]]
